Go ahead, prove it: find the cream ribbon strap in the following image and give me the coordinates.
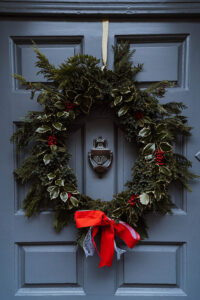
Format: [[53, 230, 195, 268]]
[[102, 19, 109, 69]]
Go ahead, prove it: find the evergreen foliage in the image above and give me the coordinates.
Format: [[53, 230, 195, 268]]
[[11, 42, 197, 242]]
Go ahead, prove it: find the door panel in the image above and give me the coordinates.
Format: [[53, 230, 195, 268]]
[[0, 19, 200, 299]]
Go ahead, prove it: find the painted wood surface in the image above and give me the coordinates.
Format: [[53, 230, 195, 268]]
[[1, 1, 200, 15], [0, 18, 200, 299]]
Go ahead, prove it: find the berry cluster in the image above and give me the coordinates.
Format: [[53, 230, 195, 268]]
[[65, 100, 77, 112], [134, 111, 144, 120], [128, 193, 139, 207], [155, 149, 165, 166], [48, 135, 57, 146]]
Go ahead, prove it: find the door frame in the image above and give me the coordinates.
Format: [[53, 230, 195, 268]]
[[0, 0, 200, 17]]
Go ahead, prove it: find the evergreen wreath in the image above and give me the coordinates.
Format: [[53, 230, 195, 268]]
[[11, 43, 196, 247]]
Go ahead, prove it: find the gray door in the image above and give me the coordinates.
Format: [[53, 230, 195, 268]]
[[0, 18, 200, 299]]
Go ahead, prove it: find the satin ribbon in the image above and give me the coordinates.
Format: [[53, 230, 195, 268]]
[[102, 19, 109, 69], [75, 210, 140, 268]]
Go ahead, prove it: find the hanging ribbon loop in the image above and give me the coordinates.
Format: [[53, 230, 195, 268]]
[[102, 19, 109, 69], [75, 210, 140, 268]]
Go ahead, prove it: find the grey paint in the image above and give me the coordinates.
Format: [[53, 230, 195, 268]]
[[0, 18, 200, 299], [1, 1, 200, 16]]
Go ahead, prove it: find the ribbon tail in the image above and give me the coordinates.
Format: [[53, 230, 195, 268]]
[[114, 221, 140, 249], [114, 240, 126, 260], [82, 227, 95, 258], [99, 225, 115, 268]]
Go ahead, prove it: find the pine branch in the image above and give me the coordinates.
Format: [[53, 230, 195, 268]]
[[32, 40, 57, 81]]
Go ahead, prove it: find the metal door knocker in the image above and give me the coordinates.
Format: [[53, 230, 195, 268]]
[[88, 136, 113, 176]]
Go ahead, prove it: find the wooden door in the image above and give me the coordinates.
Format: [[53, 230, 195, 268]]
[[0, 18, 200, 299]]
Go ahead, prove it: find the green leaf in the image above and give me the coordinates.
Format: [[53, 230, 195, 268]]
[[54, 101, 65, 110], [153, 190, 162, 201], [121, 89, 131, 95], [50, 145, 57, 151], [71, 190, 80, 195], [36, 114, 48, 120], [137, 119, 144, 127], [74, 94, 82, 105], [55, 178, 64, 186], [160, 166, 172, 177], [57, 111, 69, 118], [114, 96, 123, 106], [36, 125, 51, 133], [124, 95, 133, 102], [160, 142, 172, 152], [43, 154, 51, 165], [50, 187, 60, 200], [143, 143, 155, 155], [60, 191, 69, 202], [47, 185, 56, 192], [138, 127, 151, 138], [111, 89, 118, 97], [156, 132, 168, 141], [36, 150, 46, 157], [53, 122, 62, 131], [47, 173, 56, 180], [118, 106, 129, 117], [64, 184, 77, 193], [145, 154, 153, 160], [70, 196, 79, 207], [143, 116, 152, 124]]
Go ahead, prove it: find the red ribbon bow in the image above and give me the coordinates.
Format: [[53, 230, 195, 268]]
[[75, 210, 140, 268]]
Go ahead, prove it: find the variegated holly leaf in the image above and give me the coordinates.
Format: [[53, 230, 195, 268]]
[[48, 186, 60, 200], [114, 96, 123, 106], [118, 106, 129, 117], [57, 111, 69, 118], [36, 150, 46, 157], [160, 166, 172, 177], [160, 142, 172, 152], [50, 145, 57, 151], [145, 154, 153, 161], [54, 101, 65, 110], [47, 185, 56, 192], [55, 178, 64, 186], [70, 196, 79, 207], [36, 114, 48, 120], [43, 154, 51, 165], [60, 191, 69, 202], [53, 122, 62, 131], [143, 143, 155, 155], [124, 95, 133, 102], [138, 127, 151, 138], [36, 125, 51, 133], [47, 173, 56, 180], [111, 89, 118, 97], [64, 184, 77, 193]]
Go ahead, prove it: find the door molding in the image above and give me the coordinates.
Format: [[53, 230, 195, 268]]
[[1, 1, 200, 16]]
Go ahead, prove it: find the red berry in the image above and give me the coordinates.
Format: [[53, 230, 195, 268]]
[[134, 111, 144, 120]]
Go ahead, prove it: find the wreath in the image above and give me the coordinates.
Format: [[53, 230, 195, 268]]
[[11, 43, 196, 267]]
